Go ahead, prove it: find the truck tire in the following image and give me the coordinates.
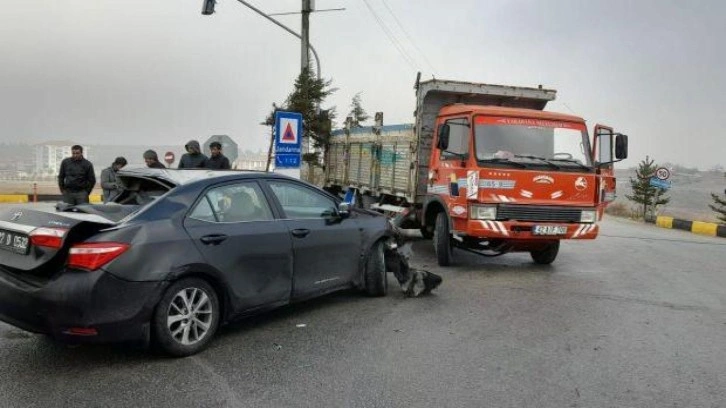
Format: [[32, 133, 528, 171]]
[[530, 241, 560, 265], [364, 240, 388, 296], [434, 212, 453, 266]]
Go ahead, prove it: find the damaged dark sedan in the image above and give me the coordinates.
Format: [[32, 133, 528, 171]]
[[0, 168, 392, 356]]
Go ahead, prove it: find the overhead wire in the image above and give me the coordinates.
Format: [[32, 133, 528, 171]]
[[360, 0, 419, 72], [379, 0, 437, 75]]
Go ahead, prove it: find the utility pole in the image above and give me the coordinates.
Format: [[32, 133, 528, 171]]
[[301, 0, 312, 74]]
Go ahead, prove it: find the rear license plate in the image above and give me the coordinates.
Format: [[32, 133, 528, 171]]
[[532, 225, 567, 236], [0, 229, 29, 254]]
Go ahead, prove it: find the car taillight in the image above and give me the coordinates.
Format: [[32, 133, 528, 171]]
[[68, 242, 130, 271], [29, 228, 68, 249]]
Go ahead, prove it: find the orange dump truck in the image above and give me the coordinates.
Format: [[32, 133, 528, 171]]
[[325, 75, 628, 265]]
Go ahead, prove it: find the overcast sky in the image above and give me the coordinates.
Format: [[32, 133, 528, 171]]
[[1, 0, 724, 169]]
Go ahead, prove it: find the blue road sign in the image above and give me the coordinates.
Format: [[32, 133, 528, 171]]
[[649, 176, 671, 189], [274, 111, 303, 169]]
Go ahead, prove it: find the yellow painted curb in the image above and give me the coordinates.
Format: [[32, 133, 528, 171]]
[[656, 216, 673, 229], [0, 195, 29, 203], [691, 221, 718, 237], [89, 194, 102, 204]]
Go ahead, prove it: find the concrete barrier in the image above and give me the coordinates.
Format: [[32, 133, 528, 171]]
[[655, 215, 725, 238], [0, 194, 102, 204], [0, 195, 29, 203]]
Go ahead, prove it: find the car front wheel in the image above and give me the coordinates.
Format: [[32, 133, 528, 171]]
[[152, 278, 220, 357], [364, 241, 388, 296]]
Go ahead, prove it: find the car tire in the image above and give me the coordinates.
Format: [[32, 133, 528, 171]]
[[434, 212, 453, 266], [530, 241, 560, 265], [364, 241, 388, 297], [152, 278, 220, 357], [420, 225, 434, 240]]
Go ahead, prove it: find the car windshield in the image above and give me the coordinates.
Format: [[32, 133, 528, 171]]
[[474, 116, 592, 168]]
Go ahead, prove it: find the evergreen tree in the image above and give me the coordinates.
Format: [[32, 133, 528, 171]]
[[348, 92, 369, 128], [708, 192, 726, 223], [625, 156, 670, 220], [283, 67, 337, 166]]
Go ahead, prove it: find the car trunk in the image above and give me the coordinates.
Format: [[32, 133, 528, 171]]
[[0, 209, 116, 283], [0, 170, 178, 284]]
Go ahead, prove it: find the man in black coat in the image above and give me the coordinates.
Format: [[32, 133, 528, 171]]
[[58, 145, 96, 205], [204, 141, 231, 170], [143, 150, 166, 169], [178, 140, 207, 169]]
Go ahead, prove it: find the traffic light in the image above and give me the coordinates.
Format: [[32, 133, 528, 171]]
[[202, 0, 216, 15]]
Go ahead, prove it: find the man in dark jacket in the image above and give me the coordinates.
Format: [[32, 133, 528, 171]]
[[178, 140, 207, 169], [204, 141, 231, 170], [100, 156, 127, 203], [143, 150, 166, 169], [58, 145, 96, 205]]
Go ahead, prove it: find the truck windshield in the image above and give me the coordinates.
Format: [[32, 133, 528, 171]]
[[474, 117, 592, 169]]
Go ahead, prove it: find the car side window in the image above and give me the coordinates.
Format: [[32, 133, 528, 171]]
[[189, 196, 217, 222], [268, 181, 337, 219], [189, 182, 273, 223]]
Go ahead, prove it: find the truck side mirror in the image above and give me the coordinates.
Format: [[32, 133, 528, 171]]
[[615, 134, 628, 160], [436, 124, 450, 150]]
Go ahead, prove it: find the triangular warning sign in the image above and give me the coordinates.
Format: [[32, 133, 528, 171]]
[[282, 123, 296, 141]]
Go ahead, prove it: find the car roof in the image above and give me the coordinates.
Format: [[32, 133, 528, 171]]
[[117, 167, 285, 186]]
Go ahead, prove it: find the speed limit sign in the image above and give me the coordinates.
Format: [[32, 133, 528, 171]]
[[655, 167, 671, 180]]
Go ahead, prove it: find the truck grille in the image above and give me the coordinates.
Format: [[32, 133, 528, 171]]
[[497, 204, 585, 223]]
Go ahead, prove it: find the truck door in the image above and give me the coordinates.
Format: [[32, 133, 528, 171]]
[[593, 124, 616, 219], [431, 117, 471, 200]]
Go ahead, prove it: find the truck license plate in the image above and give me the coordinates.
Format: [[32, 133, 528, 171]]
[[532, 225, 567, 236]]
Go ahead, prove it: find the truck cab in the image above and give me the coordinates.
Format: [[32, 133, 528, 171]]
[[425, 104, 626, 265]]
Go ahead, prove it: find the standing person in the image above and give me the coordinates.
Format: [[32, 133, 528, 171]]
[[178, 140, 207, 169], [58, 145, 96, 205], [143, 150, 166, 169], [100, 156, 128, 203], [204, 141, 231, 170]]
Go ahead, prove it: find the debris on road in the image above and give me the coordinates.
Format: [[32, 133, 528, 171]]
[[386, 238, 442, 297]]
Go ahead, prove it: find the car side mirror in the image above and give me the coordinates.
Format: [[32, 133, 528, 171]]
[[338, 202, 351, 219], [436, 124, 450, 150], [615, 133, 628, 160]]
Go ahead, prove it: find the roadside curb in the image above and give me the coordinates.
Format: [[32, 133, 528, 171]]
[[0, 194, 102, 204], [655, 216, 726, 238]]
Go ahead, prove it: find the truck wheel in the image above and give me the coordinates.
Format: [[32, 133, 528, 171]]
[[152, 278, 220, 357], [364, 241, 388, 296], [434, 212, 453, 266], [530, 241, 560, 265]]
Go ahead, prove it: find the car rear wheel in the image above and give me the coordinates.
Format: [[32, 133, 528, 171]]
[[364, 241, 388, 296], [434, 212, 453, 266], [152, 278, 220, 357], [530, 241, 560, 265]]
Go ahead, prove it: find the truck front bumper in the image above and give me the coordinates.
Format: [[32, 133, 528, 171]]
[[456, 220, 599, 240]]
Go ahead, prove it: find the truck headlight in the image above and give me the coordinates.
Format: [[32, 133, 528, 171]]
[[471, 205, 497, 220], [580, 209, 597, 223]]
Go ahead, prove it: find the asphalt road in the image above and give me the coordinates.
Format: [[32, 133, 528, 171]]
[[0, 217, 724, 408]]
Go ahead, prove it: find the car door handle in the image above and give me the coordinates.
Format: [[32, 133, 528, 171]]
[[200, 234, 228, 245], [291, 229, 310, 238]]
